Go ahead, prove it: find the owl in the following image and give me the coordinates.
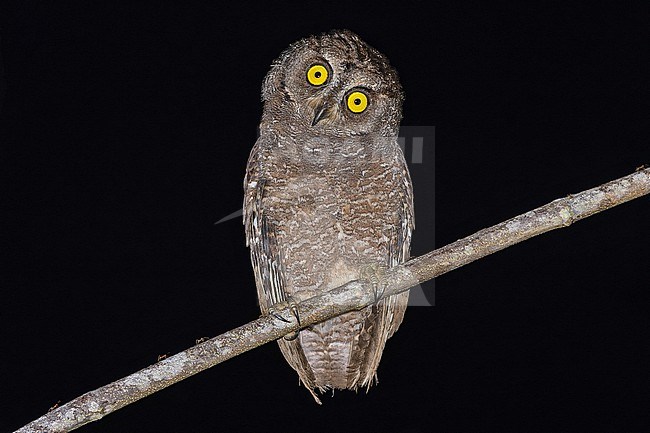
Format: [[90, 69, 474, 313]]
[[243, 29, 413, 403]]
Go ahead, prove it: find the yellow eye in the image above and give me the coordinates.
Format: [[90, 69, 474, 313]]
[[307, 64, 328, 86], [346, 91, 368, 113]]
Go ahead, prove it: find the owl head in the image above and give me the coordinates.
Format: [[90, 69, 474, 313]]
[[261, 30, 403, 138]]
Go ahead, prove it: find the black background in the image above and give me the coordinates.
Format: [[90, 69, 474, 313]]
[[2, 2, 649, 432]]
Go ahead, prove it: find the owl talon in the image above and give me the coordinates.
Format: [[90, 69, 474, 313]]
[[269, 310, 291, 323], [283, 330, 299, 341], [360, 264, 387, 304], [289, 301, 301, 328], [283, 297, 301, 341], [268, 297, 302, 341], [373, 282, 386, 305]]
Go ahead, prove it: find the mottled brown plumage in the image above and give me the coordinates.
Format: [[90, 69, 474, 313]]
[[243, 30, 413, 403]]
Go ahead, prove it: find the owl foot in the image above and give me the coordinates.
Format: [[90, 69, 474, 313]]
[[268, 297, 301, 341], [359, 264, 387, 304]]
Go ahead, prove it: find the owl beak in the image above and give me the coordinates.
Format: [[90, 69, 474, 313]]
[[311, 103, 329, 126]]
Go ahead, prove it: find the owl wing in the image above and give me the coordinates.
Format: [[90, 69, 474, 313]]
[[384, 153, 414, 339], [356, 146, 415, 390], [382, 147, 415, 340], [243, 138, 286, 314], [244, 139, 319, 391]]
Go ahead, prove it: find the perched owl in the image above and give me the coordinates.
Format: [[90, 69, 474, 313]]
[[244, 29, 413, 403]]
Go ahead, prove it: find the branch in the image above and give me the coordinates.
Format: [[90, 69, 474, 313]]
[[16, 168, 650, 433]]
